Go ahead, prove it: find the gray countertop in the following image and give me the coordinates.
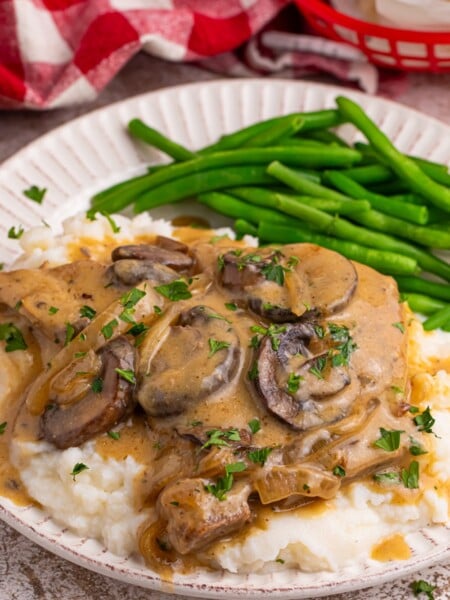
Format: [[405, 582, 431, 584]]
[[0, 54, 449, 600]]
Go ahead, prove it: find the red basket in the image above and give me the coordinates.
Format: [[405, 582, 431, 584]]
[[295, 0, 450, 72]]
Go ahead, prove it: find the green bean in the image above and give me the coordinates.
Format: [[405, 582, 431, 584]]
[[241, 115, 304, 147], [196, 192, 295, 226], [354, 142, 450, 187], [324, 171, 429, 225], [281, 139, 326, 148], [395, 276, 450, 302], [199, 109, 344, 154], [234, 219, 258, 238], [369, 180, 411, 195], [92, 146, 361, 213], [133, 166, 277, 213], [127, 119, 196, 161], [230, 186, 370, 215], [257, 222, 419, 276], [423, 305, 450, 331], [400, 293, 446, 315], [341, 164, 393, 186], [302, 129, 350, 147], [337, 97, 450, 213], [268, 163, 450, 249]]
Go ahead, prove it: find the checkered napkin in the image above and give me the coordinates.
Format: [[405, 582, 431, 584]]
[[0, 0, 380, 110]]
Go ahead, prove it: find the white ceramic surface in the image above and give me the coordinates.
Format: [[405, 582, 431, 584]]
[[0, 79, 449, 599]]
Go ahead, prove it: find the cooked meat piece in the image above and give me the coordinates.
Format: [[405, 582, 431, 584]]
[[254, 463, 340, 503], [158, 478, 252, 554], [111, 244, 193, 272], [217, 244, 357, 321], [0, 260, 118, 343], [137, 305, 240, 417], [254, 322, 358, 430], [41, 336, 136, 448], [110, 259, 179, 287]]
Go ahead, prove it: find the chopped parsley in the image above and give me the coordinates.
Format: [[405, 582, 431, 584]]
[[409, 438, 428, 456], [313, 324, 326, 339], [120, 287, 146, 309], [391, 385, 404, 395], [303, 483, 311, 493], [208, 338, 231, 357], [309, 356, 327, 379], [248, 447, 273, 466], [0, 421, 7, 435], [201, 428, 241, 450], [248, 418, 261, 435], [115, 368, 136, 384], [261, 262, 285, 286], [119, 307, 136, 324], [413, 407, 435, 434], [48, 306, 59, 315], [275, 558, 285, 564], [410, 579, 436, 599], [8, 225, 24, 239], [14, 300, 22, 310], [373, 428, 404, 452], [153, 305, 162, 315], [250, 324, 286, 351], [64, 322, 75, 346], [247, 362, 259, 381], [217, 254, 225, 271], [204, 462, 246, 501], [154, 279, 192, 301], [392, 321, 405, 333], [170, 500, 180, 506], [74, 351, 87, 358], [79, 305, 96, 320], [333, 465, 346, 477], [401, 460, 420, 489], [373, 472, 400, 484], [101, 318, 118, 339], [91, 377, 103, 393], [127, 322, 149, 337], [107, 430, 121, 440], [23, 185, 46, 204], [225, 302, 238, 311], [286, 255, 299, 268], [287, 372, 303, 394], [409, 405, 420, 414], [70, 462, 89, 480], [0, 323, 28, 352]]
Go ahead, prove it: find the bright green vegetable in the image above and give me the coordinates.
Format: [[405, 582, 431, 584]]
[[396, 276, 450, 301], [401, 293, 445, 315], [337, 96, 450, 213], [342, 164, 393, 186], [257, 221, 419, 276], [128, 119, 196, 161], [241, 115, 304, 147]]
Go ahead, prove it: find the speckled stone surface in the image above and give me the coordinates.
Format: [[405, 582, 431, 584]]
[[0, 54, 449, 600]]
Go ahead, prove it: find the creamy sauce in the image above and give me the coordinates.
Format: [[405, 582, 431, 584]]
[[371, 533, 411, 562], [0, 233, 436, 571]]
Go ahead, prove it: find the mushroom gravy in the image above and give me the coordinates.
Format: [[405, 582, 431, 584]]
[[0, 227, 439, 572]]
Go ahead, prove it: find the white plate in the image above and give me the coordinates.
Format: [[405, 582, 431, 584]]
[[0, 79, 449, 599]]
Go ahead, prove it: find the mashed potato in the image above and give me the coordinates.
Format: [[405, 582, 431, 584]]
[[2, 212, 449, 573]]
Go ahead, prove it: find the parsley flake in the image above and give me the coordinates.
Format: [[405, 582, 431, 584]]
[[410, 579, 436, 599], [48, 306, 59, 315], [413, 407, 435, 434], [91, 377, 103, 393], [333, 465, 346, 477], [64, 322, 75, 346], [261, 262, 285, 286], [115, 368, 136, 384], [208, 338, 231, 357], [248, 362, 259, 381], [107, 430, 121, 440], [23, 185, 47, 204], [120, 288, 146, 309], [101, 318, 118, 340], [8, 226, 24, 239], [392, 321, 405, 333], [79, 305, 96, 320], [225, 302, 238, 311], [204, 462, 246, 501], [373, 472, 400, 484], [201, 428, 241, 450], [373, 428, 404, 452], [0, 323, 28, 352], [155, 279, 192, 301], [0, 422, 7, 435], [70, 462, 89, 480], [248, 447, 273, 466], [287, 372, 303, 394], [401, 460, 420, 489], [248, 418, 261, 434]]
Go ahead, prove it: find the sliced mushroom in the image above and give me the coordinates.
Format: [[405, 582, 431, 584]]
[[41, 336, 136, 448], [155, 235, 189, 254], [111, 244, 193, 272], [217, 244, 358, 322], [137, 305, 240, 417], [254, 322, 359, 430], [157, 478, 252, 554], [110, 259, 179, 287]]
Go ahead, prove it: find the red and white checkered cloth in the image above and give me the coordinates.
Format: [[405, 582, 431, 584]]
[[0, 0, 386, 110]]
